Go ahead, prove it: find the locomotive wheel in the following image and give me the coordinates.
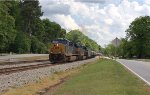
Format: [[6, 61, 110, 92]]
[[63, 55, 67, 62], [49, 54, 56, 64], [49, 54, 51, 62]]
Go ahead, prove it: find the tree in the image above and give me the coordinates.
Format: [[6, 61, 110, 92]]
[[104, 44, 116, 57], [66, 30, 82, 44], [42, 19, 62, 43], [126, 16, 150, 58], [0, 0, 67, 54], [30, 36, 47, 54], [21, 0, 43, 36], [118, 38, 133, 58], [66, 30, 100, 52], [32, 19, 45, 41], [59, 28, 66, 38], [14, 32, 31, 53], [0, 2, 16, 53]]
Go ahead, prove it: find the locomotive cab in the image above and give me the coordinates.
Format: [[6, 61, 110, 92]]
[[49, 39, 68, 63], [49, 38, 77, 63]]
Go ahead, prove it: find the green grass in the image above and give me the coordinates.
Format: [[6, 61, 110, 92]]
[[52, 59, 150, 95], [136, 59, 150, 62]]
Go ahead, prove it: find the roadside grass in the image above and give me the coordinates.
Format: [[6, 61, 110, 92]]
[[136, 59, 150, 62], [127, 58, 150, 62], [52, 59, 150, 95]]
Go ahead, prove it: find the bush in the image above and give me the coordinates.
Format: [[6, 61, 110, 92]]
[[31, 36, 48, 54], [14, 32, 31, 53]]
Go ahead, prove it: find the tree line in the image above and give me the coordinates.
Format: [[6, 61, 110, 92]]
[[66, 30, 101, 52], [0, 0, 100, 54], [103, 16, 150, 59]]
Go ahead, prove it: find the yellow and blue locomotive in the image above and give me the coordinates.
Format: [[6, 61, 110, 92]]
[[49, 38, 77, 63], [49, 38, 96, 63]]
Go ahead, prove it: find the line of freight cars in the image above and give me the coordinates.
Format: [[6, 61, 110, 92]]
[[49, 38, 97, 63]]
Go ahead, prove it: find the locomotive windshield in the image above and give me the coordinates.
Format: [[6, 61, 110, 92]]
[[52, 39, 69, 45]]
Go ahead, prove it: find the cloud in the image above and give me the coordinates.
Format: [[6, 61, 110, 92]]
[[75, 0, 105, 3], [49, 15, 81, 31], [39, 1, 70, 16], [41, 3, 70, 16], [39, 0, 150, 47], [144, 0, 150, 5]]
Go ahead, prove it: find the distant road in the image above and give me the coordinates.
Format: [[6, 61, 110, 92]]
[[0, 54, 48, 62], [117, 59, 150, 86]]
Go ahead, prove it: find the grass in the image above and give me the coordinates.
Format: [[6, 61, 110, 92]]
[[52, 59, 150, 95], [127, 58, 150, 62], [2, 59, 150, 95], [136, 59, 150, 62]]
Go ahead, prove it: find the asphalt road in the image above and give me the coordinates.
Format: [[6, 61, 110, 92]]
[[0, 54, 48, 62], [117, 59, 150, 86]]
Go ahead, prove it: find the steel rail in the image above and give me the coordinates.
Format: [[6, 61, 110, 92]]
[[0, 63, 52, 75]]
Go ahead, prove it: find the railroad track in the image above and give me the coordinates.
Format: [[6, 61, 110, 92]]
[[0, 58, 93, 75], [0, 63, 52, 75]]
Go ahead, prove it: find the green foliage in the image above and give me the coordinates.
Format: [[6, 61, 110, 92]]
[[103, 44, 116, 57], [31, 36, 47, 54], [59, 28, 66, 38], [0, 1, 99, 54], [125, 16, 150, 58], [0, 2, 16, 53], [14, 32, 31, 53], [66, 30, 100, 52], [117, 38, 134, 58], [21, 0, 43, 36], [32, 19, 45, 41], [0, 0, 49, 54], [42, 18, 64, 43], [105, 16, 150, 58], [66, 30, 83, 44]]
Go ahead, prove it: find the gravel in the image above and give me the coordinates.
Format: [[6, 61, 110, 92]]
[[0, 58, 96, 92]]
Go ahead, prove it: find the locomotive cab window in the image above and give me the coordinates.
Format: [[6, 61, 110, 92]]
[[52, 39, 69, 45], [69, 42, 74, 46]]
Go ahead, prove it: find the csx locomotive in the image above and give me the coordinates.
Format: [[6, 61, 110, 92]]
[[49, 38, 96, 63]]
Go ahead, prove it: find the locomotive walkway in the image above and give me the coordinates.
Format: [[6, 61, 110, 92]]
[[117, 59, 150, 86]]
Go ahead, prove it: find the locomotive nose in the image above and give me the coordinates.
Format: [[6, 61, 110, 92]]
[[51, 44, 63, 54]]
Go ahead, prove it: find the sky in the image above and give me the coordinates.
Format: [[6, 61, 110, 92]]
[[39, 0, 150, 47]]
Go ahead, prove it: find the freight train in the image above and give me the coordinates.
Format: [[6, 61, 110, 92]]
[[49, 38, 96, 63]]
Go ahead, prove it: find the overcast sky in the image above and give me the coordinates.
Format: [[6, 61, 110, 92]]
[[39, 0, 150, 47]]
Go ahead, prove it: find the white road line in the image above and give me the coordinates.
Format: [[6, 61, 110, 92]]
[[117, 61, 150, 86]]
